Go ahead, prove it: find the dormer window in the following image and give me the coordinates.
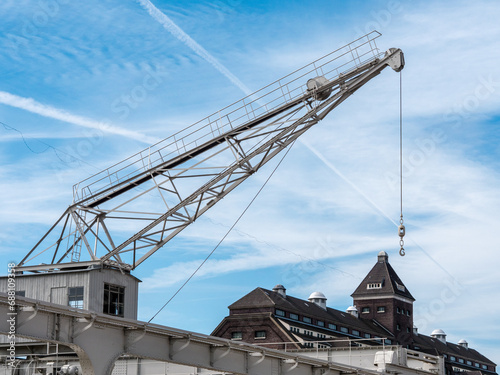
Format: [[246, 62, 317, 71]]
[[275, 309, 285, 317], [395, 281, 406, 292], [367, 283, 382, 289]]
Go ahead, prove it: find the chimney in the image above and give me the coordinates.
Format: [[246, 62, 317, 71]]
[[346, 305, 359, 318], [272, 284, 286, 298], [458, 339, 468, 349]]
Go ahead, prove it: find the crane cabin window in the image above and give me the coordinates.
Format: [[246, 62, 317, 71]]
[[103, 283, 125, 317], [68, 286, 84, 309]]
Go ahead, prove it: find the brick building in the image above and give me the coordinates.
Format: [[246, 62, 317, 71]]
[[212, 251, 496, 375]]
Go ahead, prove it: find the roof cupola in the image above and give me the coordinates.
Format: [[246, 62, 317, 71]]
[[431, 329, 447, 344], [378, 251, 389, 263], [308, 291, 327, 310], [272, 284, 286, 298]]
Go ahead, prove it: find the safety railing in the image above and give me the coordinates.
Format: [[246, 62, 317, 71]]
[[73, 31, 382, 204]]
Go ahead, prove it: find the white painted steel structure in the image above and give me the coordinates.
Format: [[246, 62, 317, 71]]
[[0, 294, 381, 375], [17, 31, 404, 273]]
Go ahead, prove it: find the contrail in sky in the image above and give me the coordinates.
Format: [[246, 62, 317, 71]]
[[136, 0, 254, 96], [137, 3, 429, 237], [0, 91, 160, 144], [136, 1, 399, 222]]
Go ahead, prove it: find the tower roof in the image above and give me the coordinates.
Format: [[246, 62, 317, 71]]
[[351, 251, 415, 301]]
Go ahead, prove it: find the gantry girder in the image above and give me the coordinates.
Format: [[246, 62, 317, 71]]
[[18, 32, 404, 272], [0, 294, 381, 375]]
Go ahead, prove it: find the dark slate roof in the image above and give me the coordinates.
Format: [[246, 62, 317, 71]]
[[351, 251, 414, 301], [230, 287, 390, 338], [413, 333, 497, 368]]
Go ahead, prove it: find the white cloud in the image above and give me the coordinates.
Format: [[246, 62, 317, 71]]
[[0, 91, 160, 144]]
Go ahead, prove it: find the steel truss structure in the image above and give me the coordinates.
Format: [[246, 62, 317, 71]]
[[18, 32, 404, 272]]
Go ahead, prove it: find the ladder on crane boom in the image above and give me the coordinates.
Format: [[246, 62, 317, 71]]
[[18, 31, 404, 273]]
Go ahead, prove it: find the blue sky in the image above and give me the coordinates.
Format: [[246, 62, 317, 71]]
[[1, 0, 500, 363]]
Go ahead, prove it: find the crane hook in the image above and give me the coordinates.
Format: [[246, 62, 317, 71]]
[[398, 222, 405, 256]]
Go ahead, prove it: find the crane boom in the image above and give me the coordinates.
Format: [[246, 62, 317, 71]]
[[18, 31, 404, 273]]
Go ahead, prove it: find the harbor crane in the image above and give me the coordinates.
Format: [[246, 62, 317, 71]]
[[17, 31, 404, 274]]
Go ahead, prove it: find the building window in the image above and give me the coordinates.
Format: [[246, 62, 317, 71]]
[[361, 307, 370, 313], [103, 283, 124, 317], [255, 331, 266, 339], [406, 327, 411, 333], [328, 323, 337, 330], [15, 291, 25, 297], [352, 330, 360, 336], [482, 365, 488, 370], [290, 313, 299, 320], [395, 282, 405, 292], [317, 321, 324, 327], [69, 286, 84, 309], [367, 283, 382, 289], [303, 316, 312, 324], [291, 327, 300, 333], [466, 361, 472, 365], [474, 363, 480, 368], [340, 327, 348, 333], [364, 333, 371, 338], [385, 339, 392, 345], [377, 306, 385, 313], [396, 307, 401, 314], [231, 332, 242, 340], [450, 356, 456, 362], [396, 324, 401, 331], [458, 359, 464, 364], [275, 309, 285, 316], [407, 310, 411, 316]]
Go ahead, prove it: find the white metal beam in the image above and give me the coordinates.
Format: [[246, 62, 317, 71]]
[[0, 294, 378, 375]]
